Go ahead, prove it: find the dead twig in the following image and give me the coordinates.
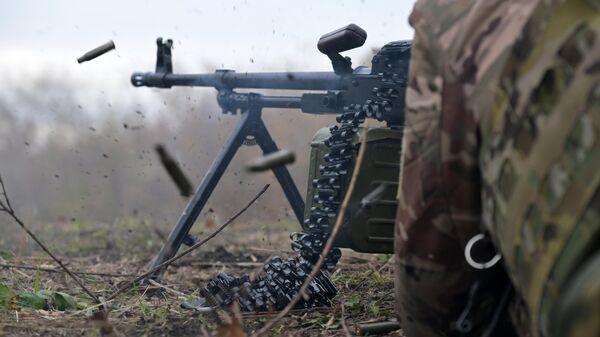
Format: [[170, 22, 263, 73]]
[[345, 255, 395, 292], [240, 306, 334, 319], [376, 255, 394, 274], [171, 261, 263, 268], [0, 174, 101, 304], [105, 184, 270, 302], [247, 246, 294, 255], [0, 263, 135, 277], [70, 299, 115, 317], [253, 122, 370, 336], [200, 326, 211, 337], [340, 303, 352, 337], [146, 279, 188, 297]]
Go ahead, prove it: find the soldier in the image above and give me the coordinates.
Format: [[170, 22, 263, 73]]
[[395, 0, 600, 337]]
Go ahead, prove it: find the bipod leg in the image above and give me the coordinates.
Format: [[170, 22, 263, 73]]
[[147, 110, 253, 279], [253, 117, 305, 224]]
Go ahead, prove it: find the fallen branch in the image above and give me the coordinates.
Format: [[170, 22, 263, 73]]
[[146, 279, 188, 297], [0, 263, 135, 277], [105, 184, 270, 302], [0, 174, 101, 304], [171, 261, 263, 268], [240, 306, 334, 319], [246, 247, 294, 255], [253, 122, 370, 336], [376, 255, 394, 273], [340, 303, 352, 337]]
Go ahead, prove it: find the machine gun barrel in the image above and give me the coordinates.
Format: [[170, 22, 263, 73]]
[[131, 71, 346, 91], [255, 96, 301, 108], [216, 93, 302, 111]]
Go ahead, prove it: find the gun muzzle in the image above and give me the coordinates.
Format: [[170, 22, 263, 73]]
[[131, 71, 345, 90]]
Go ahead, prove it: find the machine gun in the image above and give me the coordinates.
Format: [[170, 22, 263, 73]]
[[132, 24, 411, 294]]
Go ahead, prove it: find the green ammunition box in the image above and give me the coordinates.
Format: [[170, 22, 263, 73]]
[[304, 126, 403, 253]]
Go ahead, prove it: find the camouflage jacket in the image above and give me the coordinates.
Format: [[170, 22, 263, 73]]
[[395, 1, 600, 336]]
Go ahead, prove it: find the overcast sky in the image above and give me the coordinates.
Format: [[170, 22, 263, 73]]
[[0, 1, 415, 78], [0, 0, 417, 126]]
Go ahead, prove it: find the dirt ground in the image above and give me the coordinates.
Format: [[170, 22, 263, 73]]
[[0, 215, 403, 336]]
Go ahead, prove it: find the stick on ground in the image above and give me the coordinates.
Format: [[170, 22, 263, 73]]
[[105, 184, 270, 302], [0, 174, 102, 304], [0, 263, 135, 278], [340, 303, 352, 337]]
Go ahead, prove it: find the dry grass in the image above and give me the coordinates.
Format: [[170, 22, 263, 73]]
[[0, 218, 402, 336]]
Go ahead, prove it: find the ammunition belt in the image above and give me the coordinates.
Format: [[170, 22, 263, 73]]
[[201, 43, 406, 311], [201, 98, 401, 311]]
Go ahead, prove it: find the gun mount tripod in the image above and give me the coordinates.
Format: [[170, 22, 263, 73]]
[[138, 38, 350, 279]]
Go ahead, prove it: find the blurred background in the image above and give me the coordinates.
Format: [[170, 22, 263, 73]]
[[0, 0, 415, 253]]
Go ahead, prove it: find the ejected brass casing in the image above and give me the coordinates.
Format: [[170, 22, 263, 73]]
[[246, 149, 295, 172], [357, 321, 401, 335], [154, 144, 193, 197], [77, 40, 116, 63]]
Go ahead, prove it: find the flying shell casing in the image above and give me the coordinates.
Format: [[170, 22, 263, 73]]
[[360, 184, 388, 209], [77, 40, 116, 63], [246, 149, 295, 172], [154, 144, 193, 197]]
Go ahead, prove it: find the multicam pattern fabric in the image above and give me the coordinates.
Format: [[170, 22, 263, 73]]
[[394, 1, 487, 336], [395, 0, 600, 337], [479, 2, 600, 336]]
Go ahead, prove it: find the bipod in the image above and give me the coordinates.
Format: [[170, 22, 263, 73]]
[[147, 92, 305, 279]]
